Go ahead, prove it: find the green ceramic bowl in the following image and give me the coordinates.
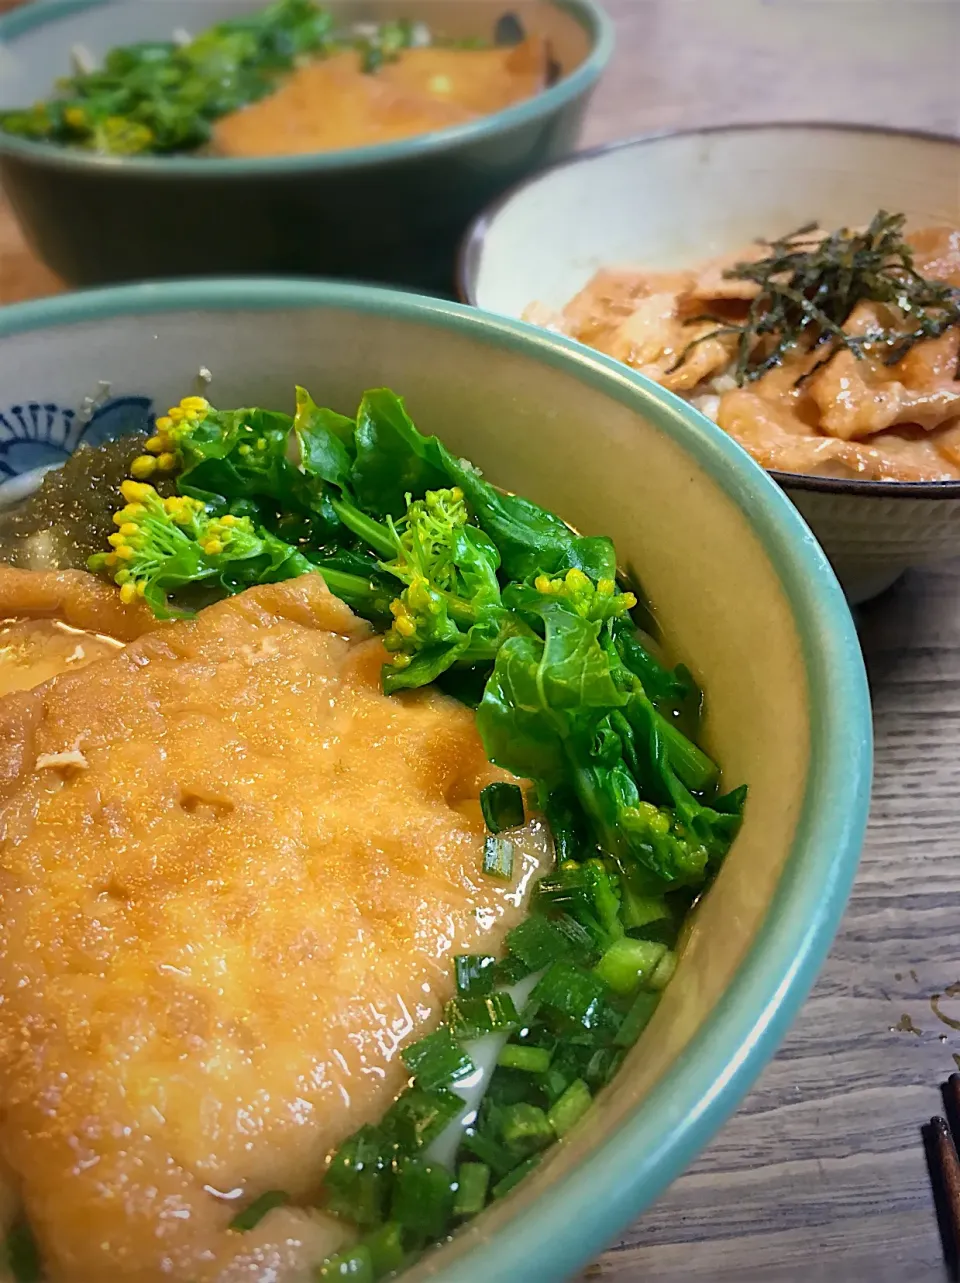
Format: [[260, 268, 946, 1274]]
[[0, 0, 612, 293], [0, 279, 871, 1282]]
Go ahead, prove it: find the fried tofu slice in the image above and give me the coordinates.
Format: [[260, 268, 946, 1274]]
[[0, 567, 160, 698], [0, 574, 545, 1283]]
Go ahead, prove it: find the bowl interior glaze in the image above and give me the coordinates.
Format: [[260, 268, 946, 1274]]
[[0, 282, 872, 1283]]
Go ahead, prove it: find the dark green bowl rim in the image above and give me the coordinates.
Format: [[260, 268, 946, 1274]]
[[0, 0, 614, 175]]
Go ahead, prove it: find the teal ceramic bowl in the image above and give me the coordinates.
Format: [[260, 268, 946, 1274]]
[[0, 0, 612, 294], [0, 281, 871, 1281]]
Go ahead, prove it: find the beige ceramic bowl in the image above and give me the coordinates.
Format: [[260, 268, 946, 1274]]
[[460, 123, 960, 602]]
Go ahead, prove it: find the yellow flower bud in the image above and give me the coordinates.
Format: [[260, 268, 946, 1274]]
[[119, 582, 138, 604], [115, 546, 135, 561], [121, 481, 154, 503], [202, 539, 224, 556], [130, 455, 157, 480], [167, 406, 185, 423], [180, 396, 209, 413], [107, 532, 126, 548], [156, 452, 177, 472], [144, 435, 164, 454], [597, 578, 615, 597]]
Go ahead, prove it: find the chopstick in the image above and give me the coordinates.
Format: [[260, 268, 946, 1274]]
[[924, 1074, 960, 1278]]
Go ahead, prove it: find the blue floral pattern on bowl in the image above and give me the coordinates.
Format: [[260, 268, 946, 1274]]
[[0, 396, 154, 481]]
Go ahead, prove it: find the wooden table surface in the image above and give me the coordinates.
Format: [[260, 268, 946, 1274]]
[[2, 2, 960, 1279]]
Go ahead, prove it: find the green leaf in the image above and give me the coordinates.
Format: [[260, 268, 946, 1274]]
[[293, 385, 355, 491], [352, 389, 447, 517], [316, 1245, 374, 1281], [438, 451, 616, 582], [4, 1216, 42, 1283], [228, 1188, 290, 1232]]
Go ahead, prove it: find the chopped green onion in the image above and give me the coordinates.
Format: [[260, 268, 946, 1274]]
[[316, 1244, 374, 1281], [494, 951, 532, 986], [497, 1044, 553, 1074], [480, 782, 525, 833], [547, 1078, 592, 1137], [585, 1045, 621, 1089], [614, 990, 661, 1048], [454, 953, 497, 996], [361, 1222, 406, 1277], [389, 1157, 454, 1241], [452, 1162, 491, 1217], [482, 835, 514, 880], [593, 938, 667, 996], [401, 1027, 475, 1091], [492, 1154, 542, 1200], [505, 914, 589, 971], [460, 1126, 517, 1177], [323, 1126, 390, 1226], [500, 1102, 554, 1156], [649, 948, 677, 991], [531, 961, 607, 1030], [228, 1188, 289, 1231], [445, 991, 519, 1040], [619, 888, 668, 931], [384, 1086, 464, 1152], [538, 1063, 576, 1106], [4, 1216, 42, 1283]]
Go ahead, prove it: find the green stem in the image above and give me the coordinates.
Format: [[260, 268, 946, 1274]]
[[329, 496, 397, 561], [314, 566, 393, 618], [655, 714, 718, 794]]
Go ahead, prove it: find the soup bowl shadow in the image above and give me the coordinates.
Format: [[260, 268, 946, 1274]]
[[0, 279, 872, 1281], [0, 0, 613, 294], [459, 122, 960, 603]]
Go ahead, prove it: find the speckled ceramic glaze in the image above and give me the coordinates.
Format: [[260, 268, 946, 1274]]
[[0, 0, 612, 293], [0, 279, 871, 1282], [460, 124, 960, 602]]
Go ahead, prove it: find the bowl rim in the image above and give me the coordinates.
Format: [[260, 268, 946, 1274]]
[[0, 278, 872, 1283], [0, 0, 615, 175], [456, 119, 960, 501]]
